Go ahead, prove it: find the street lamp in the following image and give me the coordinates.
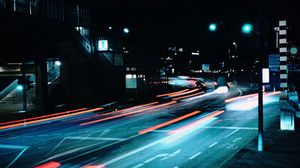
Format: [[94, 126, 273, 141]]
[[208, 23, 217, 32], [123, 27, 130, 34], [241, 23, 253, 34]]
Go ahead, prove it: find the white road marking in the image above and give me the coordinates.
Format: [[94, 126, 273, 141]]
[[209, 142, 218, 148], [160, 149, 181, 161], [225, 119, 234, 121], [46, 136, 126, 157], [100, 129, 110, 136], [188, 152, 202, 160], [169, 149, 181, 157], [104, 136, 168, 166], [132, 163, 144, 168], [144, 153, 168, 163], [233, 137, 242, 143], [225, 129, 239, 138]]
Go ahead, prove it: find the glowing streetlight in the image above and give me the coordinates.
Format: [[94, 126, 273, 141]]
[[209, 23, 217, 32]]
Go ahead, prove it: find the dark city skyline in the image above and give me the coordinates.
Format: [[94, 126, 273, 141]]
[[87, 0, 300, 63]]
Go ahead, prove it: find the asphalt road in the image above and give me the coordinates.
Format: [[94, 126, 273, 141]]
[[0, 86, 280, 168]]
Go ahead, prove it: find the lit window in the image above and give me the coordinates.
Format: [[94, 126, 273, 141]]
[[126, 74, 132, 79]]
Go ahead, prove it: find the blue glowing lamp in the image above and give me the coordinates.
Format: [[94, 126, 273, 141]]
[[209, 23, 217, 32], [241, 23, 253, 34], [16, 85, 24, 91]]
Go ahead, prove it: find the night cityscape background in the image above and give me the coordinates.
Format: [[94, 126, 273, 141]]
[[0, 0, 300, 168]]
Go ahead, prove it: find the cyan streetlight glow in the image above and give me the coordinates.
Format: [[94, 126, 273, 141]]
[[242, 23, 253, 34], [123, 28, 129, 34], [209, 23, 217, 32]]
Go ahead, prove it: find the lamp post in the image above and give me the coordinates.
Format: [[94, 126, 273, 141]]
[[232, 42, 238, 85], [256, 0, 264, 152]]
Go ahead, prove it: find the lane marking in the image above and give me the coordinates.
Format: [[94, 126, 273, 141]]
[[233, 137, 242, 143], [144, 153, 168, 163], [188, 152, 202, 160], [209, 142, 218, 148], [132, 163, 144, 168], [224, 129, 239, 138], [46, 136, 126, 157], [102, 136, 169, 166], [160, 149, 181, 161]]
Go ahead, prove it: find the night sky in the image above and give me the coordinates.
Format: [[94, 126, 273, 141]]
[[89, 0, 300, 61]]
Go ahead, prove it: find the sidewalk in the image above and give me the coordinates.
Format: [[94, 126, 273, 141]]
[[222, 115, 300, 168]]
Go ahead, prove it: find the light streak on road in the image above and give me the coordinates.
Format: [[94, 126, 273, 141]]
[[80, 101, 177, 126], [173, 91, 205, 101], [163, 110, 225, 144], [156, 89, 189, 97], [180, 91, 215, 101], [138, 110, 201, 134], [168, 88, 200, 98], [0, 108, 87, 126], [214, 86, 229, 94], [168, 110, 225, 135], [34, 161, 61, 168], [225, 93, 259, 103], [97, 102, 159, 117], [0, 144, 29, 168], [0, 108, 103, 130], [226, 92, 280, 111]]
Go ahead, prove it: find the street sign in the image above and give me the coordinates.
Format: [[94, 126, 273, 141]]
[[98, 40, 108, 51], [262, 68, 270, 83], [269, 54, 280, 72]]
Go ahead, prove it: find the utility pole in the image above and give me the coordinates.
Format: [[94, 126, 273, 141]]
[[21, 63, 27, 112], [257, 0, 264, 152]]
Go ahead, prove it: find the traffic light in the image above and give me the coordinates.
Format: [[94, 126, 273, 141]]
[[209, 23, 217, 32], [17, 76, 33, 91], [16, 85, 24, 91], [241, 23, 253, 34]]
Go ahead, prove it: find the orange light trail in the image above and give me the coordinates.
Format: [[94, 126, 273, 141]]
[[156, 89, 189, 97], [0, 108, 103, 130], [63, 102, 159, 123], [80, 101, 176, 126], [168, 88, 200, 98], [139, 110, 201, 134], [225, 93, 258, 103], [173, 91, 205, 101], [34, 161, 61, 168], [168, 110, 225, 135], [0, 108, 87, 126], [97, 101, 159, 117]]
